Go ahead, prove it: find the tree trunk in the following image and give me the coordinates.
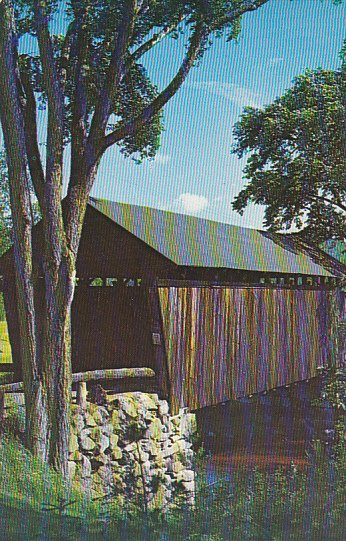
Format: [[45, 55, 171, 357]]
[[0, 1, 48, 460], [39, 248, 76, 477]]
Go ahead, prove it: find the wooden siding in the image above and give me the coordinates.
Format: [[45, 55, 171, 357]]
[[158, 286, 337, 413]]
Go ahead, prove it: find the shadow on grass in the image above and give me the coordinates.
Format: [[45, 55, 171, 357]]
[[0, 497, 86, 541], [0, 496, 154, 541]]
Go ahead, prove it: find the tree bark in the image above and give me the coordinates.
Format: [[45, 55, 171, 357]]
[[42, 262, 74, 476], [0, 1, 48, 460]]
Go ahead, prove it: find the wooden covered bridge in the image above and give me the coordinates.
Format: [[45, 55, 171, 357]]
[[0, 198, 345, 413]]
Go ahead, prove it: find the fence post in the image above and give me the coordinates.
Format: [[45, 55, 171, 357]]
[[76, 382, 87, 410]]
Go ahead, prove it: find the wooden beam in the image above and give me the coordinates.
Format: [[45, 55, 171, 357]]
[[72, 367, 155, 383], [0, 367, 155, 393]]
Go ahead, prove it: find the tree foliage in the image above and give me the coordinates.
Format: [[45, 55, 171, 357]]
[[13, 0, 257, 162], [232, 56, 346, 243]]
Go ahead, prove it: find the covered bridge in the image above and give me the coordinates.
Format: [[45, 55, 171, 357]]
[[1, 198, 345, 413]]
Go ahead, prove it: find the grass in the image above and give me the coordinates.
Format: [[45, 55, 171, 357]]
[[0, 320, 12, 365]]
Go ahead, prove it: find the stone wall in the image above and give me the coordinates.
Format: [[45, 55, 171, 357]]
[[68, 392, 197, 510]]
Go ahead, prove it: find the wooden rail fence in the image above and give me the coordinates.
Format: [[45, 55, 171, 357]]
[[0, 367, 155, 426]]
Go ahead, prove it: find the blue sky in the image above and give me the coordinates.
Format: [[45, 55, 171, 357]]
[[2, 1, 345, 230], [91, 0, 345, 229]]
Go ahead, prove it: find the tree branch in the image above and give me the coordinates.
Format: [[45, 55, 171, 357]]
[[129, 15, 186, 64], [102, 0, 271, 153], [33, 1, 68, 273], [34, 1, 64, 185], [220, 0, 271, 25], [69, 2, 89, 166], [60, 20, 77, 88], [136, 0, 149, 18], [103, 22, 208, 151], [88, 0, 137, 148], [18, 60, 45, 207], [309, 194, 346, 213]]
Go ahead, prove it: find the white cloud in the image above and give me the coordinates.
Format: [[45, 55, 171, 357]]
[[174, 193, 209, 214], [268, 56, 284, 66], [153, 153, 170, 164], [187, 81, 264, 108]]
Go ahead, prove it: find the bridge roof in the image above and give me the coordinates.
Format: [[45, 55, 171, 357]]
[[90, 197, 344, 277]]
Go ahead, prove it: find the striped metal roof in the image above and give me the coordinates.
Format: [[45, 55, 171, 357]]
[[89, 197, 338, 277]]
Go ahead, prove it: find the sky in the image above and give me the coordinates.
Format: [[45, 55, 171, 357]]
[[91, 0, 346, 229], [2, 0, 346, 230]]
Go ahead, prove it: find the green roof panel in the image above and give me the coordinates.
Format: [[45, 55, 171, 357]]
[[89, 198, 339, 277]]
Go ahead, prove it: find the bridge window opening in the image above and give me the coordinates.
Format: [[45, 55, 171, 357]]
[[78, 277, 143, 287], [106, 278, 118, 286]]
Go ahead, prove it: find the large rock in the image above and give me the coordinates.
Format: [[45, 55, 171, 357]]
[[67, 461, 77, 479], [81, 455, 92, 478], [98, 434, 110, 453], [180, 413, 197, 438], [147, 418, 164, 441], [85, 413, 97, 427], [111, 447, 122, 460], [182, 481, 195, 493], [158, 401, 169, 416], [111, 408, 126, 429], [109, 433, 119, 450], [132, 392, 159, 410], [177, 469, 194, 483], [113, 394, 140, 418], [172, 461, 185, 474], [68, 433, 79, 454], [80, 434, 96, 452], [73, 414, 85, 432]]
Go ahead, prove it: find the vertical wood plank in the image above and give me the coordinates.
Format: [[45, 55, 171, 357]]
[[148, 285, 170, 400], [158, 285, 334, 412]]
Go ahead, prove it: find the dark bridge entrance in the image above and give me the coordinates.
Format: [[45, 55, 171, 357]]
[[72, 283, 155, 373]]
